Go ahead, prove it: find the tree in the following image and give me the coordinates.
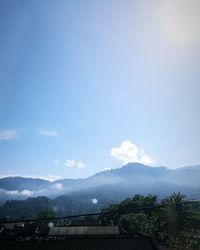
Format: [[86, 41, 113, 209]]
[[119, 212, 159, 235], [162, 192, 186, 205], [100, 194, 159, 233], [37, 210, 56, 220], [161, 192, 188, 234]]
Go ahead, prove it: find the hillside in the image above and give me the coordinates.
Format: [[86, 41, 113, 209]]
[[0, 163, 200, 204], [0, 163, 200, 218]]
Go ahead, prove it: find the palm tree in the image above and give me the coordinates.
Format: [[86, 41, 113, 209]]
[[162, 192, 187, 234], [163, 192, 186, 205]]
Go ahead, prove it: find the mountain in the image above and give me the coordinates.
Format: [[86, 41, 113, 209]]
[[0, 177, 50, 191], [1, 163, 200, 219], [0, 163, 200, 204]]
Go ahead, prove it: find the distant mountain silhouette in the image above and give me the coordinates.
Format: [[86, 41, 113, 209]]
[[0, 177, 50, 191], [0, 163, 200, 204]]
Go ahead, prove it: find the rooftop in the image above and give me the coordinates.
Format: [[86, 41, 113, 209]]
[[0, 235, 158, 250], [48, 226, 120, 236]]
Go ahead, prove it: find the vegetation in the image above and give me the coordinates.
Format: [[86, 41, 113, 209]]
[[0, 195, 110, 220], [100, 193, 200, 249], [37, 210, 56, 220], [0, 191, 199, 249]]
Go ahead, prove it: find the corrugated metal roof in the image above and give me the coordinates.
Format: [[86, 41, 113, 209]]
[[0, 236, 157, 250], [48, 226, 120, 236], [4, 222, 25, 229]]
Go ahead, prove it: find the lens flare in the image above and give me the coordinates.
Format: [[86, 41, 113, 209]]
[[92, 198, 98, 204]]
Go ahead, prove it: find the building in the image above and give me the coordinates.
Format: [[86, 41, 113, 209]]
[[0, 224, 159, 249]]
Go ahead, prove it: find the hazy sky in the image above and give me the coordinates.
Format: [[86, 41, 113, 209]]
[[0, 0, 200, 179]]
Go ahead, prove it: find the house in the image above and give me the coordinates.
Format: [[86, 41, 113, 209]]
[[48, 225, 120, 236], [0, 224, 159, 249]]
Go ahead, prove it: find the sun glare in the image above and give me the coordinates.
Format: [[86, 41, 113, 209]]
[[161, 0, 200, 43]]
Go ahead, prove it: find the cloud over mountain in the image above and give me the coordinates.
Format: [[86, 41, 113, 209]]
[[110, 140, 154, 165]]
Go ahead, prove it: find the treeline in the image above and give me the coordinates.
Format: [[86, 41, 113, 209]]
[[0, 194, 112, 220], [0, 191, 200, 249], [100, 193, 200, 250]]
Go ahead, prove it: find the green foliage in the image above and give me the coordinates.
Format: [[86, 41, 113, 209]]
[[0, 195, 111, 220], [119, 212, 160, 235], [100, 194, 162, 236], [161, 193, 190, 234], [165, 230, 200, 250], [162, 192, 186, 205], [101, 192, 200, 249], [37, 210, 56, 220], [119, 194, 157, 214], [1, 191, 200, 249], [100, 194, 157, 225]]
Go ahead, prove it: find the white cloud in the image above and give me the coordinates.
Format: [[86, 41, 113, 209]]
[[110, 140, 155, 165], [76, 161, 86, 169], [65, 159, 86, 169], [39, 175, 61, 181], [20, 189, 34, 196], [104, 167, 111, 171], [0, 129, 19, 141], [0, 189, 34, 196], [65, 159, 75, 167], [4, 190, 19, 195], [37, 129, 58, 137], [53, 183, 64, 190], [0, 174, 61, 182]]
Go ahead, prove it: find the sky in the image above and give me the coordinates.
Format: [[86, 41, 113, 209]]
[[0, 0, 200, 180]]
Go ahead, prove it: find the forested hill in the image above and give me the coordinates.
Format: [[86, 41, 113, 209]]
[[0, 163, 200, 219], [0, 163, 200, 204]]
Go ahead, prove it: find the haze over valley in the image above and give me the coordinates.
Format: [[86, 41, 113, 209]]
[[1, 163, 200, 218]]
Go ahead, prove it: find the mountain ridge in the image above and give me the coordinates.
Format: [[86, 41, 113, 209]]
[[0, 163, 200, 203]]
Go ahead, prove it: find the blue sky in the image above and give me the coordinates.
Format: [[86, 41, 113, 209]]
[[0, 0, 200, 179]]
